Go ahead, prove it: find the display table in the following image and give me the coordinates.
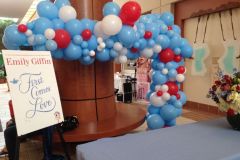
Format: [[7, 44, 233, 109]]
[[76, 118, 240, 160]]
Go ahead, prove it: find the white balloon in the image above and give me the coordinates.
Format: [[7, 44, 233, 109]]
[[155, 85, 162, 91], [162, 92, 170, 101], [161, 85, 169, 92], [44, 28, 55, 40], [120, 47, 128, 55], [25, 29, 32, 37], [89, 50, 95, 57], [114, 57, 121, 64], [101, 15, 122, 36], [150, 92, 166, 107], [113, 42, 123, 51], [97, 37, 103, 43], [94, 21, 109, 39], [119, 55, 127, 64], [28, 35, 35, 45], [100, 42, 106, 49], [176, 74, 185, 82], [153, 45, 162, 53], [140, 48, 153, 58], [59, 6, 77, 22], [162, 68, 168, 75]]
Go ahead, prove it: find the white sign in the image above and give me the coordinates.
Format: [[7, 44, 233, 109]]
[[2, 50, 64, 136]]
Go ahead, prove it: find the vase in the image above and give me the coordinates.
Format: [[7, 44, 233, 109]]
[[226, 114, 240, 130]]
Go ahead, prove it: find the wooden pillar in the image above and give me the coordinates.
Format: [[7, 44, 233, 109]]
[[53, 0, 146, 142]]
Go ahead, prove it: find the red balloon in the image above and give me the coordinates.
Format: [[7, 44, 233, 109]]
[[174, 55, 182, 62], [144, 31, 152, 39], [119, 1, 141, 26], [159, 48, 175, 63], [168, 26, 173, 30], [175, 93, 181, 100], [131, 47, 138, 53], [54, 29, 71, 49], [81, 29, 92, 41], [18, 24, 27, 33], [177, 66, 185, 74], [157, 91, 163, 97], [166, 81, 178, 95]]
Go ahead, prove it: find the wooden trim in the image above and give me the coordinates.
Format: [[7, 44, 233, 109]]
[[161, 0, 183, 6]]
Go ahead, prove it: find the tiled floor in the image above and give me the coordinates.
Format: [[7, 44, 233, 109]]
[[0, 83, 223, 160]]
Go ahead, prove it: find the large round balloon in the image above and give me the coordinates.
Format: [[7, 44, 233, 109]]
[[117, 25, 136, 48], [147, 114, 165, 130], [159, 48, 175, 63], [101, 15, 122, 36], [165, 81, 179, 95], [160, 104, 178, 121], [54, 29, 71, 48], [103, 2, 120, 16], [64, 42, 82, 60], [37, 1, 58, 20], [33, 17, 53, 34], [4, 25, 27, 46], [59, 6, 77, 22], [119, 1, 141, 26]]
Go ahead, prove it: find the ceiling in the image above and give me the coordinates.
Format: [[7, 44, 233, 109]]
[[0, 0, 34, 20]]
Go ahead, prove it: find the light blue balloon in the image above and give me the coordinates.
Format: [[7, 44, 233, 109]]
[[65, 19, 83, 37], [54, 0, 70, 9], [105, 39, 114, 48], [150, 83, 156, 91], [181, 44, 193, 58], [96, 49, 110, 61], [147, 114, 165, 130], [64, 42, 82, 60], [4, 25, 27, 46], [51, 49, 64, 59], [87, 36, 98, 50], [73, 35, 83, 45], [152, 71, 167, 85], [176, 108, 182, 117], [110, 49, 118, 58], [174, 48, 181, 55], [46, 40, 57, 51], [27, 21, 35, 30], [82, 49, 89, 56], [179, 91, 187, 104], [151, 60, 159, 70], [145, 23, 159, 38], [83, 55, 91, 62], [160, 104, 178, 121], [170, 35, 181, 49], [159, 23, 168, 34], [35, 34, 46, 45], [2, 36, 19, 50], [52, 19, 64, 29], [33, 17, 53, 34], [34, 45, 47, 51], [139, 38, 147, 50], [157, 62, 165, 70], [127, 51, 140, 60], [80, 18, 96, 31], [160, 12, 174, 26], [166, 119, 176, 126], [167, 30, 175, 38], [148, 39, 155, 48], [172, 25, 181, 35], [37, 1, 58, 20], [133, 42, 140, 48], [180, 38, 189, 47], [166, 62, 178, 69], [174, 100, 183, 108], [156, 35, 170, 49], [81, 41, 88, 49], [117, 25, 136, 48], [169, 95, 177, 103], [168, 69, 177, 78], [103, 2, 120, 16], [136, 23, 145, 31], [148, 105, 160, 115]]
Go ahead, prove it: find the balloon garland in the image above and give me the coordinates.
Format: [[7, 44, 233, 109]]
[[2, 0, 193, 130]]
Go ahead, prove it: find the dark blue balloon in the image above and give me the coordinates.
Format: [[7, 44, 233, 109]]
[[151, 60, 159, 70], [160, 104, 178, 121], [103, 2, 120, 16], [65, 19, 83, 37], [96, 49, 110, 61], [37, 1, 58, 20], [52, 19, 65, 29], [34, 17, 53, 34], [64, 42, 82, 60], [127, 51, 140, 60], [147, 114, 165, 130], [150, 83, 156, 91], [117, 25, 136, 48], [51, 49, 64, 59]]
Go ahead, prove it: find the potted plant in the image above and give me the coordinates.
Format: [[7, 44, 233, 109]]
[[207, 69, 240, 130], [0, 54, 6, 83]]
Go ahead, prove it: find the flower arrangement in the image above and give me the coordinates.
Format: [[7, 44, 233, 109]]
[[207, 69, 240, 116]]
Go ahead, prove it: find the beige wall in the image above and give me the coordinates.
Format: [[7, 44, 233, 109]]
[[114, 0, 161, 13]]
